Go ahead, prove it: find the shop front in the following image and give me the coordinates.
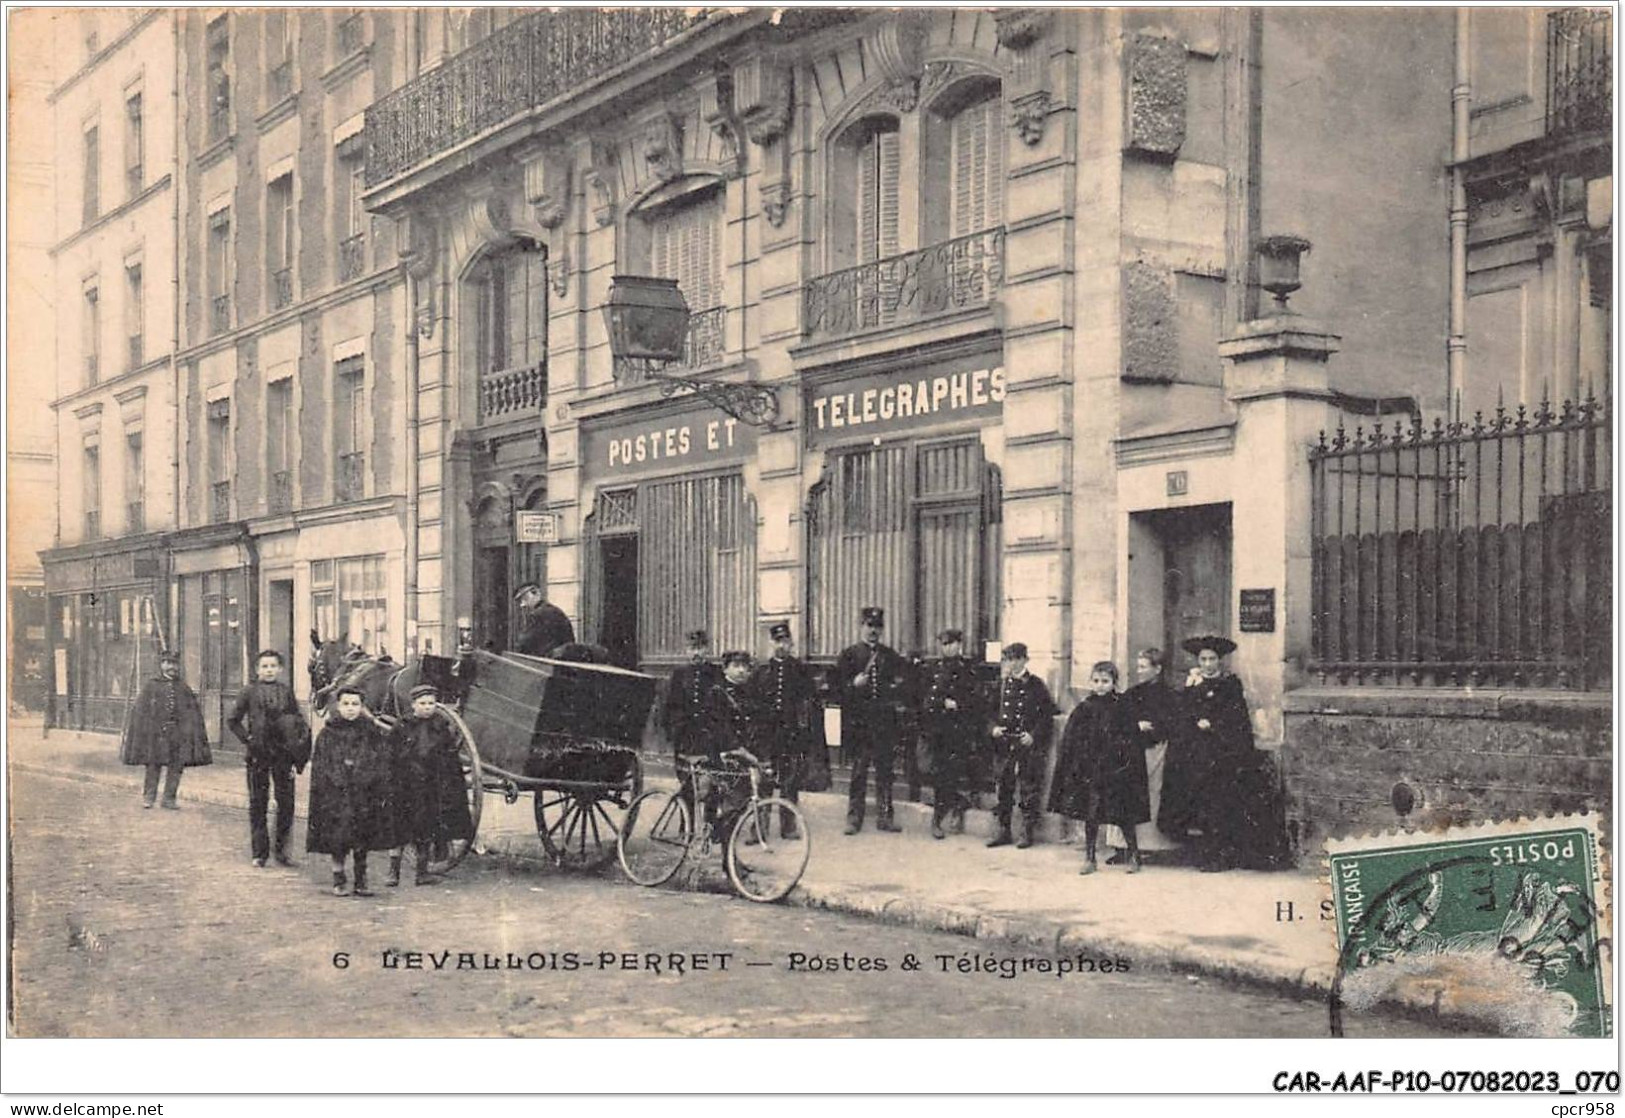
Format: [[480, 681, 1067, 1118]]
[[578, 401, 759, 670], [41, 539, 170, 733], [803, 356, 1006, 661]]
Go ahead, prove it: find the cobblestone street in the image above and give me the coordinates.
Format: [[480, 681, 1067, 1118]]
[[7, 765, 1461, 1039]]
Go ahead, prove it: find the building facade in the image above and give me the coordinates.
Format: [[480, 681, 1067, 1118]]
[[39, 10, 180, 732]]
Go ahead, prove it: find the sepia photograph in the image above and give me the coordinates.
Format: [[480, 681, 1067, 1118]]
[[2, 0, 1615, 1098]]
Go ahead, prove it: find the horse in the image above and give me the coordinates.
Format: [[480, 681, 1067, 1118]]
[[307, 630, 425, 726]]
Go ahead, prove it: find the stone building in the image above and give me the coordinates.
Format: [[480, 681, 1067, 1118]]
[[39, 11, 181, 732]]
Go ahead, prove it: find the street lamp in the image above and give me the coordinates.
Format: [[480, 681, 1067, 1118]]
[[602, 275, 780, 427], [1256, 235, 1312, 311]]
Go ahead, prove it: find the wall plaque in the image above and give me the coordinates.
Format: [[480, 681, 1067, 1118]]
[[1239, 588, 1276, 633]]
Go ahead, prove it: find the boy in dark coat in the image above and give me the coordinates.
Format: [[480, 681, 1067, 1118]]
[[306, 685, 393, 896], [1051, 661, 1148, 874], [986, 643, 1055, 849], [706, 651, 761, 839], [120, 650, 212, 809], [227, 649, 309, 867], [386, 683, 475, 886]]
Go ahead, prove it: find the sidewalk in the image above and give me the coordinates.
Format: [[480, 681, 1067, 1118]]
[[6, 719, 1486, 1032]]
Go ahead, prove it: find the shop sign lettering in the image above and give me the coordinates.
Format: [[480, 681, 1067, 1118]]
[[583, 410, 757, 480], [808, 367, 1004, 444]]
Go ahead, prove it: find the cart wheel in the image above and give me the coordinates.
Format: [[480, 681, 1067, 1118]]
[[534, 788, 625, 871], [725, 797, 810, 903], [617, 790, 692, 886], [429, 704, 483, 873]]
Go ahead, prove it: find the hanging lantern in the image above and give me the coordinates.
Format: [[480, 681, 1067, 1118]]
[[602, 275, 690, 362]]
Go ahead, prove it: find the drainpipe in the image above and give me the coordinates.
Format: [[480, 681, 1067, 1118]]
[[1448, 9, 1470, 412], [170, 12, 183, 646], [403, 265, 421, 655]]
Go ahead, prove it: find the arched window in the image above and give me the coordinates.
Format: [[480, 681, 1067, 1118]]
[[922, 78, 1004, 246], [470, 243, 546, 377], [830, 116, 901, 271]]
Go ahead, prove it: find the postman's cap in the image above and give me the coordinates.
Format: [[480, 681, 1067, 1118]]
[[409, 683, 439, 700], [768, 621, 792, 641], [1002, 642, 1029, 661], [937, 628, 964, 645], [721, 650, 752, 668], [685, 629, 710, 647], [861, 606, 885, 627], [512, 582, 541, 601]]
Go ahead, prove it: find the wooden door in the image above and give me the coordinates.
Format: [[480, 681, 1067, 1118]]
[[1160, 504, 1233, 672]]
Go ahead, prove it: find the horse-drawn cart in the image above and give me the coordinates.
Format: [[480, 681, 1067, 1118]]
[[443, 650, 654, 871]]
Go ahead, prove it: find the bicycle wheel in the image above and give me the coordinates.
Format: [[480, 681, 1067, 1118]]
[[725, 797, 810, 903], [617, 790, 692, 886]]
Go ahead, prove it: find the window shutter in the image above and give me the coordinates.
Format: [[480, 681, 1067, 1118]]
[[877, 129, 900, 258], [951, 97, 1002, 236]]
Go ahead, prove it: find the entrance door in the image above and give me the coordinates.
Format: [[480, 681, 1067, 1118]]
[[267, 579, 294, 664], [599, 536, 639, 669], [475, 546, 510, 651], [1158, 503, 1232, 672]]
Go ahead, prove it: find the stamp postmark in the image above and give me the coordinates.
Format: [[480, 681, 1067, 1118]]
[[1326, 816, 1611, 1038]]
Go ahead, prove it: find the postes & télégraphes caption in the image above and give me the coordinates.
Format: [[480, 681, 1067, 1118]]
[[331, 949, 1132, 979]]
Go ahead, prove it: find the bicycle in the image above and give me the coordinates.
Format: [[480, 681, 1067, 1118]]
[[617, 747, 811, 903]]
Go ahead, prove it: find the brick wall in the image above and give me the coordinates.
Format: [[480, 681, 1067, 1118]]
[[1282, 688, 1611, 853]]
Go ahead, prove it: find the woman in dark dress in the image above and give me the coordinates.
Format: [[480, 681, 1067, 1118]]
[[386, 684, 476, 887], [1160, 635, 1255, 872], [1050, 662, 1149, 874], [306, 685, 395, 896]]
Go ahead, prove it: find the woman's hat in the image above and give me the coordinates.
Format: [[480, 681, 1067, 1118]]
[[409, 683, 439, 700], [1181, 634, 1237, 657]]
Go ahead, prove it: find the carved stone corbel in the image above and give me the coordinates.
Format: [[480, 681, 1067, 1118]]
[[396, 211, 439, 338], [994, 8, 1051, 50], [877, 77, 919, 114], [733, 55, 792, 147], [869, 13, 926, 85], [996, 7, 1056, 147], [547, 243, 571, 299], [700, 69, 746, 177], [523, 145, 572, 230], [761, 179, 791, 228], [1010, 90, 1052, 146]]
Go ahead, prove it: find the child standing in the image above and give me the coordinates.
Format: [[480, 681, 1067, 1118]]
[[227, 649, 310, 868], [1051, 661, 1149, 875], [306, 685, 393, 896], [386, 683, 474, 886]]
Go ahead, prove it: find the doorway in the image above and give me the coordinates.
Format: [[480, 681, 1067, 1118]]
[[1129, 503, 1232, 674], [475, 545, 511, 652], [267, 578, 294, 664], [599, 535, 639, 669]]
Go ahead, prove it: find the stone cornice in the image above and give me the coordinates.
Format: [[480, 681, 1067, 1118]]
[[50, 355, 174, 412], [49, 176, 173, 257], [48, 12, 166, 104], [176, 269, 401, 365]]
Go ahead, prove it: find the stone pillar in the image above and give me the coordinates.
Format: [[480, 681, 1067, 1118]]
[[1219, 315, 1338, 747]]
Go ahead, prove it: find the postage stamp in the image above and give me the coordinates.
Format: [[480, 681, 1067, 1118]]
[[1325, 815, 1611, 1038]]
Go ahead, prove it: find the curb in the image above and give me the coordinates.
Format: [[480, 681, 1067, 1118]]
[[12, 759, 1491, 1034]]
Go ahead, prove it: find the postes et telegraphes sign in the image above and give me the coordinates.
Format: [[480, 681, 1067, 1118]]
[[581, 404, 759, 481], [806, 366, 1005, 445]]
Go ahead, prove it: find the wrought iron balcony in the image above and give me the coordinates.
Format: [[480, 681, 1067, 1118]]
[[268, 470, 293, 515], [366, 8, 709, 186], [803, 228, 1006, 342], [210, 294, 230, 335], [336, 451, 366, 503], [127, 333, 143, 371], [84, 510, 101, 541], [271, 267, 293, 310], [210, 481, 231, 524], [613, 305, 727, 384], [126, 500, 144, 535], [1548, 8, 1611, 137], [479, 361, 546, 422], [336, 13, 365, 56], [208, 82, 231, 143], [338, 234, 366, 282]]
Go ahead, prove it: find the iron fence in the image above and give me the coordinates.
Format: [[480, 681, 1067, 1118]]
[[1548, 8, 1612, 136], [336, 452, 366, 503], [803, 228, 1005, 342], [1309, 395, 1611, 688], [338, 233, 366, 282]]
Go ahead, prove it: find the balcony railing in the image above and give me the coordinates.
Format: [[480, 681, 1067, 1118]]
[[271, 267, 293, 310], [127, 333, 143, 371], [336, 13, 365, 56], [210, 481, 231, 524], [1548, 9, 1612, 137], [208, 81, 231, 143], [338, 234, 366, 282], [479, 361, 546, 421], [126, 500, 144, 535], [210, 294, 230, 335], [336, 451, 366, 503], [613, 307, 727, 385], [84, 510, 101, 541], [1309, 396, 1611, 690], [268, 470, 293, 515], [803, 228, 1006, 343], [267, 60, 293, 103], [366, 8, 709, 186]]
